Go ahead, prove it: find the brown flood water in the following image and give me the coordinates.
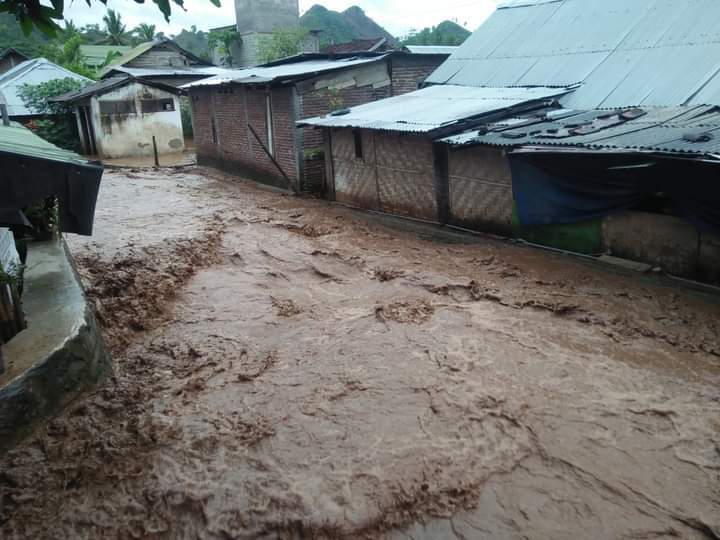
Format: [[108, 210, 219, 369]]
[[1, 166, 719, 539]]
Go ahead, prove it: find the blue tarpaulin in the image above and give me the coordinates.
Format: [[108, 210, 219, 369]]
[[510, 152, 720, 236]]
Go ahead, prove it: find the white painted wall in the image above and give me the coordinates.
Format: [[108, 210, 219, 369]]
[[90, 81, 185, 159]]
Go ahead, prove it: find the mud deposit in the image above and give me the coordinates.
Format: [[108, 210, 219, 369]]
[[1, 167, 719, 539]]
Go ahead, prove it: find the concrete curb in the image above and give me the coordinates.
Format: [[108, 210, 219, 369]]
[[0, 239, 111, 452]]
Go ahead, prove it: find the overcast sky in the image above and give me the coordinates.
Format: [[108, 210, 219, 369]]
[[62, 0, 497, 39]]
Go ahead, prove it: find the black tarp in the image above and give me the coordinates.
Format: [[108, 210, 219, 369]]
[[510, 152, 720, 236], [0, 153, 103, 236]]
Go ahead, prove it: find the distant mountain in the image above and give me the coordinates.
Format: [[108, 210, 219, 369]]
[[301, 5, 396, 46], [401, 21, 471, 46]]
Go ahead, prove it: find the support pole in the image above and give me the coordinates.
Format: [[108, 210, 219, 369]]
[[152, 136, 159, 168], [0, 104, 9, 126]]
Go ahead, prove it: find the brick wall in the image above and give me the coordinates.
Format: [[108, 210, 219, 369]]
[[299, 81, 392, 192], [191, 85, 298, 190], [390, 55, 448, 96]]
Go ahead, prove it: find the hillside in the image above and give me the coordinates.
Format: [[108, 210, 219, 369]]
[[301, 5, 395, 46], [401, 20, 471, 46]]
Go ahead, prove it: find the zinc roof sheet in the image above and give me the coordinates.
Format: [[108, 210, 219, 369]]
[[405, 46, 458, 55], [443, 105, 720, 156], [0, 121, 96, 165], [182, 56, 388, 89], [298, 84, 569, 133], [0, 59, 91, 116], [427, 0, 720, 109]]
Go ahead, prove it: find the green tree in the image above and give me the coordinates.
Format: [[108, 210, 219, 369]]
[[60, 19, 80, 40], [134, 23, 157, 42], [256, 28, 309, 65], [208, 28, 240, 66], [18, 77, 88, 152], [37, 35, 96, 78], [100, 9, 130, 45], [1, 0, 221, 37]]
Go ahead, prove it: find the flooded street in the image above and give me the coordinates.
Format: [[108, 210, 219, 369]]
[[1, 166, 719, 539]]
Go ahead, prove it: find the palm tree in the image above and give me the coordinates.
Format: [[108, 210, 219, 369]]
[[61, 19, 80, 40], [101, 9, 129, 45], [134, 23, 157, 42]]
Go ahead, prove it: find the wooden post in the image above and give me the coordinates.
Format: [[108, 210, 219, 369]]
[[0, 104, 9, 126], [152, 136, 159, 168]]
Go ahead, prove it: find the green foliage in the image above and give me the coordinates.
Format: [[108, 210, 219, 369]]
[[208, 28, 240, 66], [100, 9, 129, 45], [325, 87, 344, 111], [401, 20, 470, 46], [256, 28, 309, 64], [134, 23, 157, 43], [0, 13, 53, 57], [0, 0, 221, 37], [299, 5, 395, 48], [18, 77, 87, 152], [173, 25, 210, 61], [180, 96, 193, 138], [23, 197, 59, 239], [37, 37, 96, 77]]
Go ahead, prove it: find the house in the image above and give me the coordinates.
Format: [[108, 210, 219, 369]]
[[0, 59, 91, 120], [97, 38, 225, 88], [0, 48, 29, 75], [302, 0, 720, 282], [184, 50, 451, 192], [78, 45, 133, 70], [51, 76, 186, 160]]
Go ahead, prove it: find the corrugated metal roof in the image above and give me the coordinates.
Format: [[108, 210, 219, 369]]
[[96, 38, 212, 78], [442, 105, 720, 156], [0, 121, 96, 165], [427, 0, 720, 109], [79, 45, 133, 68], [298, 84, 569, 133], [105, 65, 234, 79], [0, 59, 91, 116], [182, 55, 388, 88], [50, 76, 181, 103], [405, 45, 458, 55]]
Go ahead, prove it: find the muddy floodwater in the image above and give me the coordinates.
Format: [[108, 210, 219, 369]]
[[1, 167, 719, 539]]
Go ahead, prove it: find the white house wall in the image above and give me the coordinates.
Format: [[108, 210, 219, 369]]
[[91, 82, 184, 159]]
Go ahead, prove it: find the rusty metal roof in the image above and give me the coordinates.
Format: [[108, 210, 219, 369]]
[[427, 0, 720, 109], [442, 105, 720, 157], [298, 84, 569, 134]]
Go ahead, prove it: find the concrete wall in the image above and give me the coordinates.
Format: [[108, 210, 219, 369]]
[[92, 82, 184, 159], [602, 211, 720, 281], [235, 0, 299, 34]]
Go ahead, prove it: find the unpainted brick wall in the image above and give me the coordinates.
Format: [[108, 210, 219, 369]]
[[390, 55, 448, 96], [299, 83, 392, 192], [191, 85, 299, 189]]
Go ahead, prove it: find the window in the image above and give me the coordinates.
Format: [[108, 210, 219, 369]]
[[140, 98, 175, 113], [211, 116, 218, 144], [99, 100, 136, 115], [353, 130, 363, 159], [265, 94, 274, 157]]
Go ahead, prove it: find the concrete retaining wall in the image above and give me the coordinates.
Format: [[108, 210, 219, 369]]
[[0, 240, 111, 451]]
